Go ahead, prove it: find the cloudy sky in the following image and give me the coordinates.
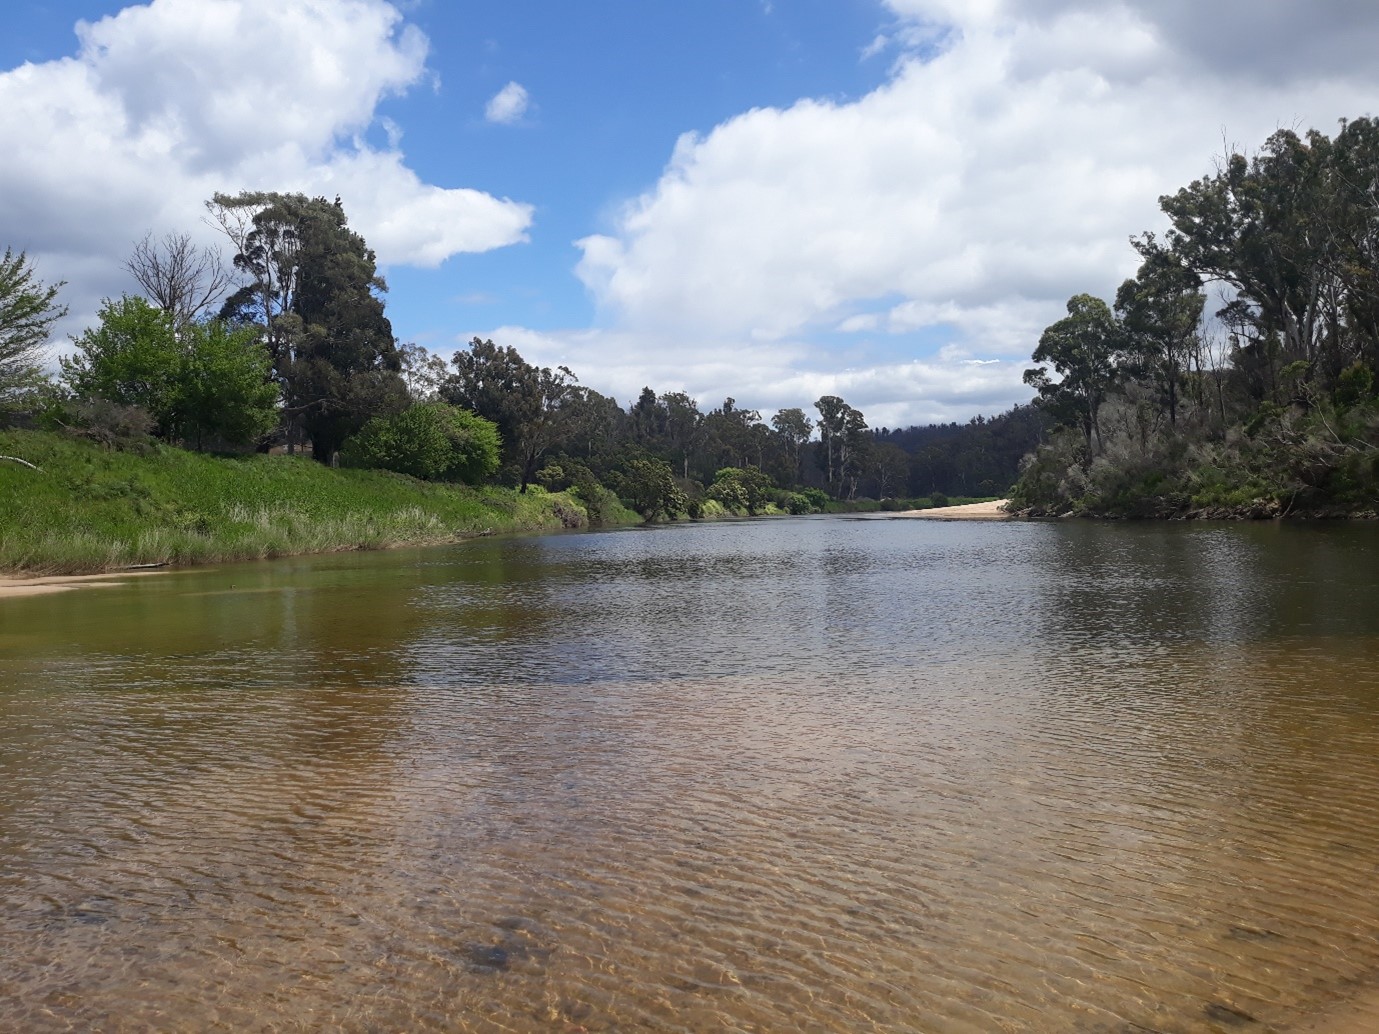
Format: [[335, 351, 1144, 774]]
[[5, 1, 1379, 428]]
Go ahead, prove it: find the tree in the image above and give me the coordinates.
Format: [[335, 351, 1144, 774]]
[[661, 391, 703, 479], [839, 405, 871, 499], [0, 248, 66, 415], [212, 192, 404, 461], [177, 319, 280, 449], [708, 466, 774, 514], [125, 232, 230, 331], [62, 296, 277, 448], [443, 338, 579, 491], [1115, 241, 1205, 427], [62, 296, 180, 434], [871, 442, 910, 499], [397, 342, 451, 402], [771, 407, 813, 481], [1024, 294, 1126, 456], [814, 395, 846, 490], [616, 457, 685, 521], [341, 403, 501, 483], [1158, 130, 1336, 396], [629, 386, 668, 446]]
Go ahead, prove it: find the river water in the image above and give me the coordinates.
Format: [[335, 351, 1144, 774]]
[[3, 516, 1379, 1032]]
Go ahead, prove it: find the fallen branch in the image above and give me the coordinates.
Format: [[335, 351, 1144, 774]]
[[0, 455, 42, 472]]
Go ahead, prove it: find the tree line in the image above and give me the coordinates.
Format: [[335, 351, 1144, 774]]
[[1, 190, 1033, 519], [1014, 116, 1379, 516]]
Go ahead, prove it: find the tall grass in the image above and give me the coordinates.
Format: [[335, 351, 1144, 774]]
[[0, 430, 602, 575]]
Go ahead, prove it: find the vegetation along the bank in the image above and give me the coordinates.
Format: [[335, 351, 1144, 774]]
[[1013, 117, 1379, 518], [1, 190, 1016, 573], [13, 120, 1376, 567], [0, 428, 626, 575]]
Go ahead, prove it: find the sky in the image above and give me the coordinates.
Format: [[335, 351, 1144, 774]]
[[5, 1, 1379, 429]]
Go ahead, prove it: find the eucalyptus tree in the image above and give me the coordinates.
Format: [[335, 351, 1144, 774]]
[[1115, 239, 1206, 427], [444, 337, 580, 491], [1159, 129, 1338, 393], [211, 192, 404, 461], [814, 395, 847, 490], [770, 406, 813, 482], [660, 390, 703, 478], [1024, 293, 1127, 457]]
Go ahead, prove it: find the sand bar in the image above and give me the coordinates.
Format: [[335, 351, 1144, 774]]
[[0, 570, 170, 600], [894, 499, 1011, 520]]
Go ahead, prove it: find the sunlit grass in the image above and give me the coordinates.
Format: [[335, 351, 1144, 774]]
[[0, 430, 599, 575]]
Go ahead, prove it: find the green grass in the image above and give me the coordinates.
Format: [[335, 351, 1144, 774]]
[[0, 430, 612, 575]]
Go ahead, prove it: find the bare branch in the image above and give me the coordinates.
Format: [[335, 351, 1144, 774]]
[[125, 232, 231, 329]]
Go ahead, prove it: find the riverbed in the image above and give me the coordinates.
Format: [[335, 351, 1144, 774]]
[[3, 517, 1379, 1031]]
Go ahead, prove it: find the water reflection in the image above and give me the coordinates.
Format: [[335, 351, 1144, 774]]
[[3, 519, 1379, 1031]]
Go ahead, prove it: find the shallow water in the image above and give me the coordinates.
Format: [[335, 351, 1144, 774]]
[[3, 517, 1379, 1031]]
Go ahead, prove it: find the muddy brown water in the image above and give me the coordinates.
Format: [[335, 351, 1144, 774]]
[[3, 517, 1379, 1032]]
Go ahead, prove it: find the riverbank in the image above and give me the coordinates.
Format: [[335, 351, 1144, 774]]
[[0, 429, 636, 576], [893, 499, 1011, 520]]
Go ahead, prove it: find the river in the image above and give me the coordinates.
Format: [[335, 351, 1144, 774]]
[[3, 516, 1379, 1032]]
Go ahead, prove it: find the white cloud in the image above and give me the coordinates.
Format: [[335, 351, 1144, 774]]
[[0, 0, 533, 342], [484, 81, 530, 125], [542, 0, 1379, 426]]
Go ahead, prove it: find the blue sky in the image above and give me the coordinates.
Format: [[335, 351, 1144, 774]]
[[5, 1, 1379, 428]]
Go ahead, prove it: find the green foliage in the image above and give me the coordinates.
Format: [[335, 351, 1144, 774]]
[[62, 296, 277, 448], [212, 192, 404, 462], [63, 296, 180, 431], [341, 403, 501, 484], [179, 319, 280, 448], [1024, 293, 1126, 456], [1335, 362, 1375, 409], [443, 337, 579, 491], [708, 465, 774, 514], [0, 429, 621, 574], [774, 490, 815, 515], [615, 456, 687, 521], [0, 248, 65, 416], [1012, 117, 1379, 517]]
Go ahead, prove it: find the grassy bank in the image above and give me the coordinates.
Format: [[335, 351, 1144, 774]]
[[0, 430, 632, 575]]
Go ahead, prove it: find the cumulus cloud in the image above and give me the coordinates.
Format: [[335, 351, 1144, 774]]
[[484, 81, 530, 125], [0, 0, 533, 340], [550, 0, 1379, 424]]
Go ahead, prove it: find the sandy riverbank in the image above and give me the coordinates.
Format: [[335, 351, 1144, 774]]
[[0, 570, 172, 600], [894, 499, 1011, 520]]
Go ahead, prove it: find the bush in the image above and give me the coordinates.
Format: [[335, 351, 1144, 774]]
[[708, 466, 774, 515], [341, 403, 501, 484], [62, 296, 277, 448]]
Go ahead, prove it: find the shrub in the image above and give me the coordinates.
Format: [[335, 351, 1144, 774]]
[[341, 403, 501, 484]]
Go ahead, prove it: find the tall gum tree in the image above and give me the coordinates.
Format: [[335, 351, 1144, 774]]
[[211, 192, 404, 461], [1024, 293, 1126, 458]]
